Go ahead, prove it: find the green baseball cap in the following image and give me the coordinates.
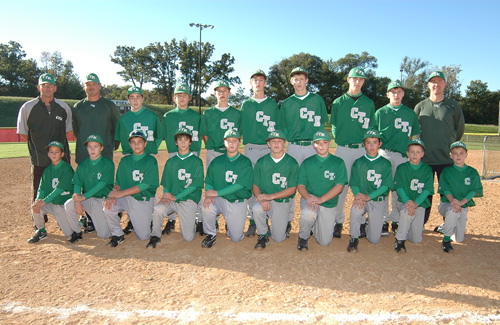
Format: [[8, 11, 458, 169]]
[[84, 73, 100, 84], [364, 129, 381, 140], [128, 86, 143, 96], [224, 129, 240, 139], [348, 67, 366, 79], [450, 141, 467, 151], [45, 141, 64, 151], [290, 67, 308, 78], [251, 69, 267, 80], [174, 127, 192, 137], [266, 130, 286, 141], [214, 80, 230, 91], [387, 80, 404, 92], [428, 71, 446, 82], [39, 73, 56, 85], [312, 130, 331, 142], [128, 130, 147, 141], [84, 134, 103, 146], [174, 84, 191, 95], [407, 138, 425, 150]]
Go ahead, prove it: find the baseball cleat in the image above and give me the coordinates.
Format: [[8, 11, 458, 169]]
[[381, 222, 389, 237], [68, 231, 82, 244], [394, 240, 406, 253], [146, 236, 161, 248], [162, 220, 175, 235], [123, 221, 134, 235], [254, 235, 270, 250], [196, 220, 205, 236], [245, 222, 256, 237], [359, 223, 367, 238], [442, 240, 454, 253], [285, 222, 292, 239], [108, 235, 124, 247], [333, 223, 343, 238], [28, 229, 47, 243], [434, 223, 444, 234], [297, 237, 308, 251], [201, 235, 216, 248], [347, 237, 359, 253], [391, 222, 399, 235], [84, 214, 95, 233]]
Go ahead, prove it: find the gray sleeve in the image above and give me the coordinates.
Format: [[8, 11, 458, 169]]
[[16, 98, 38, 135]]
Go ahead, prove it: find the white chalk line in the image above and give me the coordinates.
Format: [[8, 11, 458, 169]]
[[2, 301, 500, 323]]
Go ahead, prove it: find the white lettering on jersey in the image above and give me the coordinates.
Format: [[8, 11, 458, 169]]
[[55, 116, 63, 121], [367, 169, 382, 188], [324, 170, 335, 181], [178, 122, 199, 141], [133, 123, 154, 141], [52, 178, 59, 189], [410, 179, 425, 193], [350, 107, 370, 129], [256, 111, 276, 132], [97, 173, 102, 180], [225, 171, 238, 184], [465, 177, 471, 185], [272, 173, 287, 188], [299, 107, 321, 127], [178, 169, 192, 188], [220, 119, 235, 130], [394, 118, 412, 136], [133, 170, 144, 182]]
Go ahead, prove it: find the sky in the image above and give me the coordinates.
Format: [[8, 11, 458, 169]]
[[1, 0, 499, 97]]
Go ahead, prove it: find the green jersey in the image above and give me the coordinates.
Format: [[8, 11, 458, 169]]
[[240, 97, 280, 145], [200, 106, 241, 151], [350, 154, 393, 196], [162, 107, 201, 153], [115, 107, 163, 155], [438, 164, 483, 208], [36, 160, 74, 205], [73, 156, 115, 199], [161, 152, 204, 203], [298, 154, 348, 208], [72, 97, 120, 164], [414, 98, 465, 165], [331, 93, 375, 146], [206, 153, 252, 202], [375, 104, 421, 155], [115, 153, 159, 200], [394, 161, 434, 208], [278, 92, 328, 142], [253, 153, 299, 201]]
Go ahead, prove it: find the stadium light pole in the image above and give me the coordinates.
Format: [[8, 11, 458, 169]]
[[189, 23, 214, 114], [400, 69, 403, 84]]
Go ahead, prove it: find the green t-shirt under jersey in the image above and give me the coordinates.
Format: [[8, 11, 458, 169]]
[[73, 156, 115, 199], [240, 97, 280, 145], [115, 153, 159, 200], [162, 107, 201, 153], [161, 152, 204, 203], [253, 153, 299, 202], [438, 164, 483, 208], [36, 160, 74, 205], [200, 106, 241, 151], [394, 161, 434, 208]]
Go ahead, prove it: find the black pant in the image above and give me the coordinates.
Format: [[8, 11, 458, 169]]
[[424, 163, 453, 224]]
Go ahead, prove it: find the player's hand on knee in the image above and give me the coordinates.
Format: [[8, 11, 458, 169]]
[[104, 197, 117, 210], [203, 197, 214, 209], [261, 200, 270, 211]]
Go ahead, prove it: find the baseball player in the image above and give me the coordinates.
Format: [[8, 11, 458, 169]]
[[200, 80, 241, 169], [330, 67, 375, 239], [393, 139, 433, 253], [65, 135, 115, 240], [240, 69, 280, 237], [347, 129, 393, 253], [28, 141, 76, 244], [148, 128, 204, 248], [296, 130, 348, 251], [437, 141, 483, 253], [252, 130, 299, 249], [201, 129, 253, 248], [278, 67, 329, 165], [104, 130, 159, 247], [375, 81, 421, 236]]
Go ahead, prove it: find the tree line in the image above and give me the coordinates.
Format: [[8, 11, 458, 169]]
[[1, 40, 499, 125]]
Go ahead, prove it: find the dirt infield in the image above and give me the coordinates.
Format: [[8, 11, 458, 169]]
[[1, 149, 499, 324]]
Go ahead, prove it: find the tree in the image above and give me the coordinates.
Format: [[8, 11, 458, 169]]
[[436, 64, 462, 100], [399, 57, 430, 108], [228, 87, 249, 108], [147, 40, 179, 104], [461, 80, 500, 125], [110, 45, 153, 88], [101, 84, 129, 100], [332, 51, 378, 78], [40, 51, 84, 99], [0, 41, 40, 96]]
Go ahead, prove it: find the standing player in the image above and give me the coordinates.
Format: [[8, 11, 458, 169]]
[[200, 80, 241, 168], [330, 67, 375, 238], [347, 129, 393, 253], [278, 67, 329, 165], [252, 130, 299, 249], [149, 128, 204, 248], [201, 129, 253, 248], [375, 81, 421, 236], [437, 141, 483, 253], [104, 130, 159, 247], [296, 130, 348, 251], [240, 69, 280, 236]]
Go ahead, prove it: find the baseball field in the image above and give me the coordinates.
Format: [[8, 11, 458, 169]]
[[1, 148, 499, 324]]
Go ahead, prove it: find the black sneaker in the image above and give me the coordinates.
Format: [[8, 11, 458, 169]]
[[391, 222, 399, 235], [84, 213, 95, 233], [123, 221, 134, 235], [108, 235, 124, 247], [254, 235, 270, 250], [285, 222, 292, 239], [333, 223, 343, 238], [359, 223, 367, 238], [395, 239, 406, 253], [162, 220, 175, 235], [28, 229, 47, 243], [245, 222, 256, 237], [442, 240, 454, 253], [434, 223, 444, 234], [347, 237, 359, 253], [297, 237, 308, 251], [69, 231, 82, 244], [381, 222, 389, 237], [201, 235, 216, 248], [146, 236, 161, 248], [196, 220, 204, 236]]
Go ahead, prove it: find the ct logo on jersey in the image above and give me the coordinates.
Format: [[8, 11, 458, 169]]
[[394, 118, 412, 136], [299, 108, 321, 126], [52, 178, 59, 189], [97, 173, 102, 180], [465, 177, 471, 185], [367, 170, 382, 188], [410, 179, 425, 193], [256, 111, 276, 132], [220, 119, 235, 130], [225, 171, 238, 184], [350, 107, 370, 129], [272, 173, 287, 188], [133, 170, 144, 182], [178, 169, 193, 188], [324, 170, 336, 181], [178, 122, 199, 141], [133, 123, 154, 141]]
